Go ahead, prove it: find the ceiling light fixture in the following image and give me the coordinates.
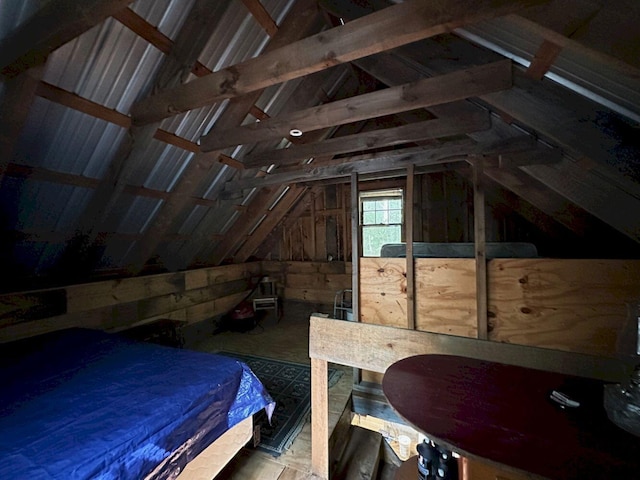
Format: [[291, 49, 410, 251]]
[[289, 129, 303, 137]]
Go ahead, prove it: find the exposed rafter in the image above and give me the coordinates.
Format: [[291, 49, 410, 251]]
[[130, 0, 326, 272], [130, 0, 547, 125], [0, 0, 135, 78], [54, 0, 235, 280], [241, 0, 279, 37], [234, 186, 308, 262]]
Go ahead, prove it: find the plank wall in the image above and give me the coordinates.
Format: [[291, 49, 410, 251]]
[[360, 257, 640, 357], [266, 184, 352, 263], [0, 262, 261, 343], [262, 260, 351, 307]]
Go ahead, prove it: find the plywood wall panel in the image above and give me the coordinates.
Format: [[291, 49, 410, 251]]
[[415, 258, 477, 337], [360, 258, 407, 326], [488, 259, 640, 355], [360, 257, 640, 356]]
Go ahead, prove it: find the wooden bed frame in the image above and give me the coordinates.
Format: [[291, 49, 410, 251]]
[[177, 417, 253, 480], [143, 416, 253, 480], [309, 316, 635, 479]]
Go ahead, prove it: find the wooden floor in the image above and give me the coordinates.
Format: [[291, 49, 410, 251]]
[[190, 301, 353, 480]]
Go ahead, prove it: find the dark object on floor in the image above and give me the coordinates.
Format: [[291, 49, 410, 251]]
[[217, 301, 267, 333], [219, 352, 343, 456], [120, 318, 187, 347]]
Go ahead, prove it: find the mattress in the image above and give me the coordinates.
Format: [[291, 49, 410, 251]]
[[0, 328, 274, 479], [379, 242, 538, 258]]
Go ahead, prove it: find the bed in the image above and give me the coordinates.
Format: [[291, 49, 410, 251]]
[[379, 241, 538, 258], [0, 328, 274, 479]]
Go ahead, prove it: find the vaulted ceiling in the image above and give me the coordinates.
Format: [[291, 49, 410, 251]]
[[0, 0, 639, 291]]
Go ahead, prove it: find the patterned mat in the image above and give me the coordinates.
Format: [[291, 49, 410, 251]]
[[219, 352, 343, 456]]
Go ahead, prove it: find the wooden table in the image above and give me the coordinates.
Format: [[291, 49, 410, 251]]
[[382, 354, 640, 479]]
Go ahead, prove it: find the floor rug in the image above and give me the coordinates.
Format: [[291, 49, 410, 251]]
[[219, 351, 343, 456]]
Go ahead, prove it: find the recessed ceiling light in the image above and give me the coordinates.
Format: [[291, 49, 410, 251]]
[[289, 129, 303, 137]]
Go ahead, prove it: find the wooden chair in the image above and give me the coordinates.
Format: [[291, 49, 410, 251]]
[[253, 277, 279, 318]]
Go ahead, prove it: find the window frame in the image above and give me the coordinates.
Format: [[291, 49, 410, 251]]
[[359, 188, 404, 257]]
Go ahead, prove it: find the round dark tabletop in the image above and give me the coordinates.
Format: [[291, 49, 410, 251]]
[[382, 354, 640, 480]]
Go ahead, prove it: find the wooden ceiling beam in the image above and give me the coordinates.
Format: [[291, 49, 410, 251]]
[[242, 111, 491, 168], [132, 0, 325, 271], [202, 60, 512, 151], [2, 161, 218, 205], [241, 0, 279, 37], [358, 38, 640, 244], [514, 3, 640, 74], [112, 8, 172, 55], [0, 67, 44, 178], [36, 81, 132, 128], [202, 90, 357, 265], [526, 39, 562, 80], [209, 187, 280, 265], [113, 8, 214, 77], [0, 0, 135, 78], [224, 140, 477, 191], [54, 0, 235, 279], [34, 81, 214, 158], [131, 0, 547, 125]]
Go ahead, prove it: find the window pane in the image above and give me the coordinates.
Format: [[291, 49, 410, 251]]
[[389, 209, 402, 223], [362, 225, 402, 256], [362, 200, 375, 211], [389, 199, 402, 209], [363, 211, 375, 224], [375, 210, 387, 224], [376, 199, 387, 210]]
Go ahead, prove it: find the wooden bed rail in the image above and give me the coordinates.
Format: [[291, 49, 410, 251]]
[[309, 316, 635, 479]]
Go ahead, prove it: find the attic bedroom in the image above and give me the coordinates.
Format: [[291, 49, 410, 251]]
[[1, 0, 639, 479]]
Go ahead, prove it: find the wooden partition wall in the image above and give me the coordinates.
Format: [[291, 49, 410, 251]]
[[0, 262, 261, 343], [360, 257, 640, 356]]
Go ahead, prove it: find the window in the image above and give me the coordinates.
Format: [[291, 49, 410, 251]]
[[360, 189, 403, 257]]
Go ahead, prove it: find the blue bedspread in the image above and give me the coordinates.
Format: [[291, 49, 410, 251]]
[[0, 328, 274, 479]]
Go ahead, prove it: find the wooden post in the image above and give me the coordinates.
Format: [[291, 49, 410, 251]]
[[406, 164, 415, 330], [311, 357, 329, 479], [343, 184, 350, 262], [351, 172, 360, 321], [311, 190, 317, 261], [351, 172, 362, 386], [473, 158, 488, 340]]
